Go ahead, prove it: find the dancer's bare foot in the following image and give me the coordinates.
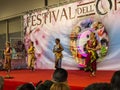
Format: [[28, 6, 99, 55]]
[[90, 72, 96, 77]]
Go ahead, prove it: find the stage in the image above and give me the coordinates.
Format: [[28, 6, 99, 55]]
[[0, 69, 115, 90]]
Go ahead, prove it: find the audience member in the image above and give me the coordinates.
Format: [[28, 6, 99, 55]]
[[50, 68, 70, 90], [36, 68, 70, 90], [0, 76, 4, 90], [52, 68, 68, 82], [84, 82, 111, 90], [16, 83, 35, 90], [111, 70, 120, 90]]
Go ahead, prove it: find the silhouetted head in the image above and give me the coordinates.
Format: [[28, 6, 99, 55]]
[[52, 68, 68, 82], [111, 70, 120, 89]]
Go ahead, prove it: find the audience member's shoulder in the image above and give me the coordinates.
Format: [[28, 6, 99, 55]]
[[16, 83, 35, 90], [36, 80, 53, 90], [84, 82, 111, 90]]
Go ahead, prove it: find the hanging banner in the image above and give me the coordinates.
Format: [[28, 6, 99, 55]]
[[24, 0, 120, 70]]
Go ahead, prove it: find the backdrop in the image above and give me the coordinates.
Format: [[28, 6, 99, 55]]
[[23, 0, 120, 70]]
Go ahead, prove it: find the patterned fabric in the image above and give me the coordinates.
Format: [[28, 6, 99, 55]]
[[85, 39, 98, 72], [4, 56, 11, 70], [53, 44, 64, 68], [4, 47, 12, 70], [27, 46, 35, 68], [53, 44, 63, 60]]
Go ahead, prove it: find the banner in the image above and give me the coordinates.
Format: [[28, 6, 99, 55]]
[[24, 0, 120, 70]]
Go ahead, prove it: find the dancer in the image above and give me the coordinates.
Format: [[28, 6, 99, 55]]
[[53, 38, 64, 69], [27, 41, 35, 71], [84, 32, 101, 76], [4, 42, 12, 77]]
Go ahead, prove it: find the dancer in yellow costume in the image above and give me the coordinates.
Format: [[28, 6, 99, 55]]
[[53, 38, 64, 69], [4, 42, 12, 77], [27, 41, 35, 71]]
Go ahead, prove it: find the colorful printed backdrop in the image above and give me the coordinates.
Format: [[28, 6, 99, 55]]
[[24, 0, 120, 70]]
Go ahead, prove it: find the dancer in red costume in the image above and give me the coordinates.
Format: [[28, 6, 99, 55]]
[[84, 32, 101, 76]]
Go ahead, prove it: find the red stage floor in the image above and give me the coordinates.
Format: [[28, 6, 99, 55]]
[[0, 69, 115, 90]]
